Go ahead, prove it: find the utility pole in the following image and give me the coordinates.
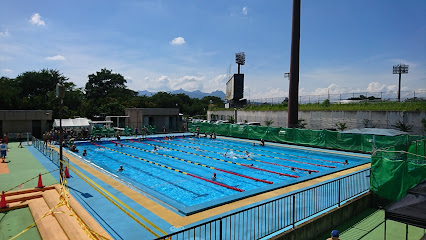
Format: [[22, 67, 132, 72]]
[[288, 0, 301, 128]]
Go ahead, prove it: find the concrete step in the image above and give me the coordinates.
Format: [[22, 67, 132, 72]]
[[43, 189, 92, 240], [28, 197, 68, 240], [54, 185, 112, 239]]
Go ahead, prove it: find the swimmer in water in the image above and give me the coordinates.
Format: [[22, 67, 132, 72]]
[[115, 142, 118, 146], [212, 173, 216, 180], [82, 150, 87, 156], [223, 150, 229, 157], [154, 146, 157, 151], [253, 143, 256, 146], [344, 160, 349, 165], [117, 165, 124, 171], [291, 167, 295, 171]]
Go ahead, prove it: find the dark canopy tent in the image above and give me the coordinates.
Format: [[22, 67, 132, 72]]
[[384, 180, 426, 239]]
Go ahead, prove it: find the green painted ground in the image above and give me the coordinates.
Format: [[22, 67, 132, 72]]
[[0, 143, 57, 240], [0, 207, 41, 240], [317, 208, 425, 240], [0, 143, 58, 192]]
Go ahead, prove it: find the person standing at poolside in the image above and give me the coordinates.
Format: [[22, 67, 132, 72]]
[[18, 132, 23, 148], [0, 140, 7, 163], [327, 230, 340, 240], [3, 134, 9, 149]]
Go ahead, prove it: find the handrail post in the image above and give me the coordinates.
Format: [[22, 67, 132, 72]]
[[219, 218, 222, 240], [292, 195, 296, 228], [338, 179, 341, 207]]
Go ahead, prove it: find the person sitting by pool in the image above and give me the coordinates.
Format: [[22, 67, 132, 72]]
[[344, 160, 349, 165], [82, 150, 87, 156], [70, 144, 78, 153], [260, 139, 265, 146], [117, 165, 124, 171], [327, 230, 340, 240], [212, 173, 216, 180]]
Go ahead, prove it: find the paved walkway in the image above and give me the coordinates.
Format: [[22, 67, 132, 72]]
[[317, 208, 425, 240]]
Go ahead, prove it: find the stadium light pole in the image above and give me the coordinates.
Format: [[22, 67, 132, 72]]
[[235, 52, 246, 74], [288, 0, 301, 128], [393, 64, 409, 102], [56, 83, 65, 185]]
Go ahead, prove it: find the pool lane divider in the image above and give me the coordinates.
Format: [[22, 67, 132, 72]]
[[133, 140, 299, 178], [146, 138, 319, 173], [91, 142, 244, 192], [176, 139, 336, 169], [118, 141, 273, 184], [198, 138, 345, 164]]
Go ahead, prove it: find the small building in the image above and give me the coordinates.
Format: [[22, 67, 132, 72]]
[[0, 110, 53, 139], [125, 108, 181, 133]]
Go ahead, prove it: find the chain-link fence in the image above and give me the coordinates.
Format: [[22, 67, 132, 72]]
[[248, 90, 426, 105]]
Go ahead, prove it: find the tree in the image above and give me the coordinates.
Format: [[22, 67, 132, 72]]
[[84, 68, 136, 116], [16, 69, 69, 110], [335, 122, 347, 131], [392, 120, 413, 132], [265, 119, 274, 127], [85, 68, 136, 100]]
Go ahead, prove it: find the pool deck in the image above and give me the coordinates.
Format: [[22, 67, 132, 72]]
[[1, 136, 372, 239]]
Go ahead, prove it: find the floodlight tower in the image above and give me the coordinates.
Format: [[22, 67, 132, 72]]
[[235, 52, 246, 74], [393, 64, 409, 102]]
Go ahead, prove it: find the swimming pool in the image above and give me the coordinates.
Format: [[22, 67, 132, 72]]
[[74, 136, 370, 214]]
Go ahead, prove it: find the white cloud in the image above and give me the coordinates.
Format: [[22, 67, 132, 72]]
[[29, 13, 45, 26], [0, 29, 9, 37], [242, 7, 248, 15], [170, 37, 185, 45], [0, 68, 13, 73], [46, 55, 66, 61]]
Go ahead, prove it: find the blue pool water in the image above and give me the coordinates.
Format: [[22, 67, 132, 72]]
[[73, 137, 369, 214]]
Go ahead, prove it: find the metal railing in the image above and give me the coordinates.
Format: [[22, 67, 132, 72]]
[[248, 89, 426, 105], [155, 168, 370, 240], [33, 137, 69, 166]]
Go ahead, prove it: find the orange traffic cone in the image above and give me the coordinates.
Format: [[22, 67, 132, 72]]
[[0, 191, 8, 208], [65, 167, 70, 178], [36, 173, 44, 188]]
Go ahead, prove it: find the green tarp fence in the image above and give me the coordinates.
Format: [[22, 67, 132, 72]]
[[370, 141, 426, 202], [188, 122, 425, 153]]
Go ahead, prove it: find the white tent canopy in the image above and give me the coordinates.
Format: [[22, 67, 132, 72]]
[[53, 118, 91, 128]]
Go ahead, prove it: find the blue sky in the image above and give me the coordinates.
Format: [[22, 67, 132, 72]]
[[1, 0, 425, 99]]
